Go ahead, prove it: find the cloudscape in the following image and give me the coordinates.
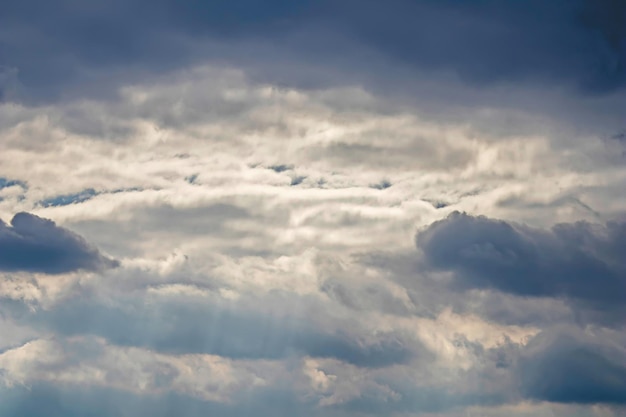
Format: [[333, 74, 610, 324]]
[[1, 1, 625, 416]]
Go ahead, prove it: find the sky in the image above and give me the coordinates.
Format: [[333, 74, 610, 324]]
[[0, 1, 625, 416]]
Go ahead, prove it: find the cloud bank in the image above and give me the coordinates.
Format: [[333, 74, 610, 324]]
[[0, 2, 625, 416]]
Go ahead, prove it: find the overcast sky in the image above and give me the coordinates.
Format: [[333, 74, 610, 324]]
[[1, 1, 625, 416]]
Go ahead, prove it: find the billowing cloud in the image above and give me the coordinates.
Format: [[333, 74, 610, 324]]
[[518, 327, 626, 405], [416, 212, 626, 322], [0, 212, 118, 273]]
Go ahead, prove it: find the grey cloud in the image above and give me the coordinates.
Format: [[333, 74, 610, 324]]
[[0, 353, 516, 417], [0, 383, 313, 417], [338, 340, 520, 415], [0, 0, 311, 103], [322, 0, 626, 94], [347, 250, 575, 328], [356, 251, 455, 319], [320, 277, 412, 317], [416, 212, 626, 320], [461, 291, 576, 328], [329, 326, 626, 413], [518, 327, 626, 404], [67, 202, 255, 258], [1, 0, 625, 105], [0, 212, 118, 274], [8, 292, 416, 368]]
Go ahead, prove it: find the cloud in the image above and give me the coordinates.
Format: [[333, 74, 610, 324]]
[[0, 382, 311, 417], [1, 7, 625, 414], [0, 331, 509, 416], [0, 212, 118, 273], [322, 0, 626, 93], [416, 212, 626, 321], [518, 327, 626, 405], [2, 0, 625, 106], [4, 287, 417, 368]]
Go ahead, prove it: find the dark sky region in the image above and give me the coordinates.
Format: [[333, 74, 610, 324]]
[[0, 1, 625, 416]]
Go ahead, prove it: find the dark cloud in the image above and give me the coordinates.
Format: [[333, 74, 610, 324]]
[[416, 212, 626, 320], [0, 0, 312, 102], [320, 277, 412, 317], [518, 328, 626, 404], [1, 0, 624, 103], [0, 212, 118, 273], [323, 0, 626, 93]]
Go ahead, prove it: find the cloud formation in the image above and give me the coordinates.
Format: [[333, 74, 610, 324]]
[[0, 212, 118, 273], [518, 327, 626, 405], [13, 292, 416, 367], [1, 2, 626, 415], [2, 0, 625, 103], [417, 212, 626, 320]]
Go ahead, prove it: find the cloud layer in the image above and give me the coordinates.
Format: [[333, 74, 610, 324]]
[[1, 2, 626, 416]]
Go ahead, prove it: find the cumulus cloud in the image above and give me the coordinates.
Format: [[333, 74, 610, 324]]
[[518, 327, 626, 405], [0, 212, 118, 273], [416, 212, 626, 322]]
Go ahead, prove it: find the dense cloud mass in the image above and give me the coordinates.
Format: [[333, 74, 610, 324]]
[[0, 1, 625, 416], [416, 212, 626, 311], [518, 328, 626, 405], [1, 0, 625, 103], [0, 212, 117, 273]]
